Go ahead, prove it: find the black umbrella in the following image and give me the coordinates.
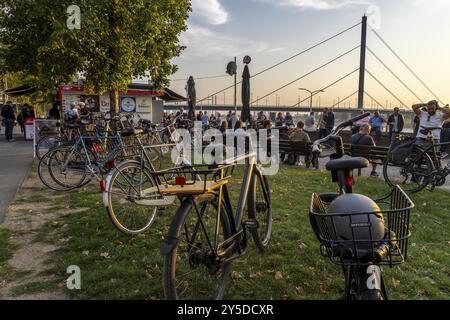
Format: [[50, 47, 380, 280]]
[[186, 76, 196, 120], [241, 65, 251, 123]]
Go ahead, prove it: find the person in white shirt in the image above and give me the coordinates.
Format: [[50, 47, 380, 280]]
[[412, 100, 450, 142]]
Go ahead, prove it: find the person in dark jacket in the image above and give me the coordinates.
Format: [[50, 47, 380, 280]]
[[325, 109, 335, 135], [48, 102, 61, 120], [387, 107, 405, 140], [1, 101, 16, 142]]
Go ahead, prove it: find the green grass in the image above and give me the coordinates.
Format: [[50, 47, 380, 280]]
[[0, 229, 30, 283], [18, 165, 450, 300]]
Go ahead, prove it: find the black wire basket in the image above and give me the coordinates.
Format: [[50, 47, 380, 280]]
[[309, 186, 414, 267]]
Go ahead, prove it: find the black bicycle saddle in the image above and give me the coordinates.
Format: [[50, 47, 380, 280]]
[[326, 157, 369, 171]]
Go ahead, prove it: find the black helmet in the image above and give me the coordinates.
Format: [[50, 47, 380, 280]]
[[327, 194, 385, 247]]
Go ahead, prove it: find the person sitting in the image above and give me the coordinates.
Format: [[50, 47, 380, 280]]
[[65, 102, 79, 121], [275, 112, 284, 127], [288, 121, 311, 166], [350, 124, 379, 177]]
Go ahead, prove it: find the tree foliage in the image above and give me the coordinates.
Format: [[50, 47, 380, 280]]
[[0, 0, 191, 96]]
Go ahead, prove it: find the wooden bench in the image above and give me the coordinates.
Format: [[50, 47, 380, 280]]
[[343, 144, 389, 176], [279, 140, 318, 169]]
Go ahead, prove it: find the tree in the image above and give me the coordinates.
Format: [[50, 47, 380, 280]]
[[0, 0, 191, 112]]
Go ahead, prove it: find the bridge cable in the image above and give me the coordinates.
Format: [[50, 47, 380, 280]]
[[366, 69, 408, 108], [196, 21, 362, 103], [370, 28, 444, 104], [288, 68, 360, 108], [367, 47, 424, 102], [364, 91, 385, 110], [251, 45, 360, 105]]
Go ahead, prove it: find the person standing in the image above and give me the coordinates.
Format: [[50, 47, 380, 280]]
[[369, 111, 385, 143], [304, 112, 316, 133], [1, 101, 16, 142], [387, 107, 405, 140], [412, 100, 450, 143], [48, 102, 61, 120], [325, 108, 335, 136], [318, 109, 328, 139]]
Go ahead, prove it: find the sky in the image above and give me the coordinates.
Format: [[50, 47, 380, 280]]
[[168, 0, 450, 109]]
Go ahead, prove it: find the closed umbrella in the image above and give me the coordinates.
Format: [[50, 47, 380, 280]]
[[241, 65, 251, 123], [186, 76, 196, 120]]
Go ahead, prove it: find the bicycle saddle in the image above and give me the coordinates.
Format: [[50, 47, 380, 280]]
[[326, 157, 369, 171]]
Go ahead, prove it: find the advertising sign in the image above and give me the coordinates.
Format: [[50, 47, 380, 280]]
[[120, 96, 137, 113]]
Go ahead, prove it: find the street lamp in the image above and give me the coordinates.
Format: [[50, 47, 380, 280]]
[[298, 88, 325, 112]]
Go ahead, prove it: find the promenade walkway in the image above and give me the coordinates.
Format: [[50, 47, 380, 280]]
[[0, 126, 34, 223]]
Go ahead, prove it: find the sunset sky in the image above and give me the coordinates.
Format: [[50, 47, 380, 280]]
[[168, 0, 450, 109]]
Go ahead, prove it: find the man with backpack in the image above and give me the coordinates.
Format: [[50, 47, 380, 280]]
[[1, 101, 16, 142]]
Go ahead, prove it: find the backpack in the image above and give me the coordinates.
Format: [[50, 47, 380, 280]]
[[388, 138, 415, 165]]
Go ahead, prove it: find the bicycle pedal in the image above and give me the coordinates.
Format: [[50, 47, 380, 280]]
[[243, 219, 259, 229]]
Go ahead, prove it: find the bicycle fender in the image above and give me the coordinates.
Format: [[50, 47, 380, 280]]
[[103, 173, 113, 208]]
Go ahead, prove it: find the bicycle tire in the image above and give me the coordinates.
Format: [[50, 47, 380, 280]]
[[383, 145, 434, 193], [247, 167, 273, 251], [47, 146, 91, 190], [163, 194, 232, 300], [38, 151, 77, 192], [36, 136, 60, 160], [106, 161, 159, 235]]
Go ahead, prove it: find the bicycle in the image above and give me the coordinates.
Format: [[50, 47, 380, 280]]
[[309, 113, 414, 300], [383, 126, 450, 193], [157, 135, 272, 300]]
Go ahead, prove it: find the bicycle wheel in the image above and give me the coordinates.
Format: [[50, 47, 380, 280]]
[[38, 151, 77, 192], [106, 161, 160, 235], [163, 194, 232, 300], [247, 167, 273, 251], [383, 146, 434, 193], [36, 136, 60, 160], [48, 146, 92, 190]]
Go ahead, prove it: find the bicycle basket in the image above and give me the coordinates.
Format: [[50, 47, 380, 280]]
[[151, 164, 236, 196], [309, 185, 414, 267]]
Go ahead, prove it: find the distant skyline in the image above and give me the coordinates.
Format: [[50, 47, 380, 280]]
[[168, 0, 450, 109]]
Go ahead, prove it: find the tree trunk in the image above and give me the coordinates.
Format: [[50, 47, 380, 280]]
[[110, 89, 119, 114]]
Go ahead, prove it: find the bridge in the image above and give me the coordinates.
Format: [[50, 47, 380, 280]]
[[168, 15, 444, 115], [163, 104, 414, 116]]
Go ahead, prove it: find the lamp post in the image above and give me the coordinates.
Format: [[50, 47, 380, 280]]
[[298, 88, 325, 112]]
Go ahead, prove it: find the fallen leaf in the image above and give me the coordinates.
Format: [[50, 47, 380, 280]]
[[392, 277, 400, 289], [295, 286, 304, 295], [250, 272, 262, 279], [82, 250, 89, 256], [100, 252, 110, 259], [319, 284, 328, 294], [275, 271, 283, 280]]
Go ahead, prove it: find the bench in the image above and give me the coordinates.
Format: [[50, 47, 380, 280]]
[[343, 144, 389, 176], [279, 140, 318, 169]]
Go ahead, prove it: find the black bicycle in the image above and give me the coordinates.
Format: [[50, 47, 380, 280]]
[[384, 126, 450, 193], [309, 114, 414, 300], [159, 135, 272, 300]]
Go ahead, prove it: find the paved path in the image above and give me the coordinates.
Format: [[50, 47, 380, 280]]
[[0, 127, 34, 223]]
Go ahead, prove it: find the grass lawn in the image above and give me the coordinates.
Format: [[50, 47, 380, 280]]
[[9, 164, 450, 300]]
